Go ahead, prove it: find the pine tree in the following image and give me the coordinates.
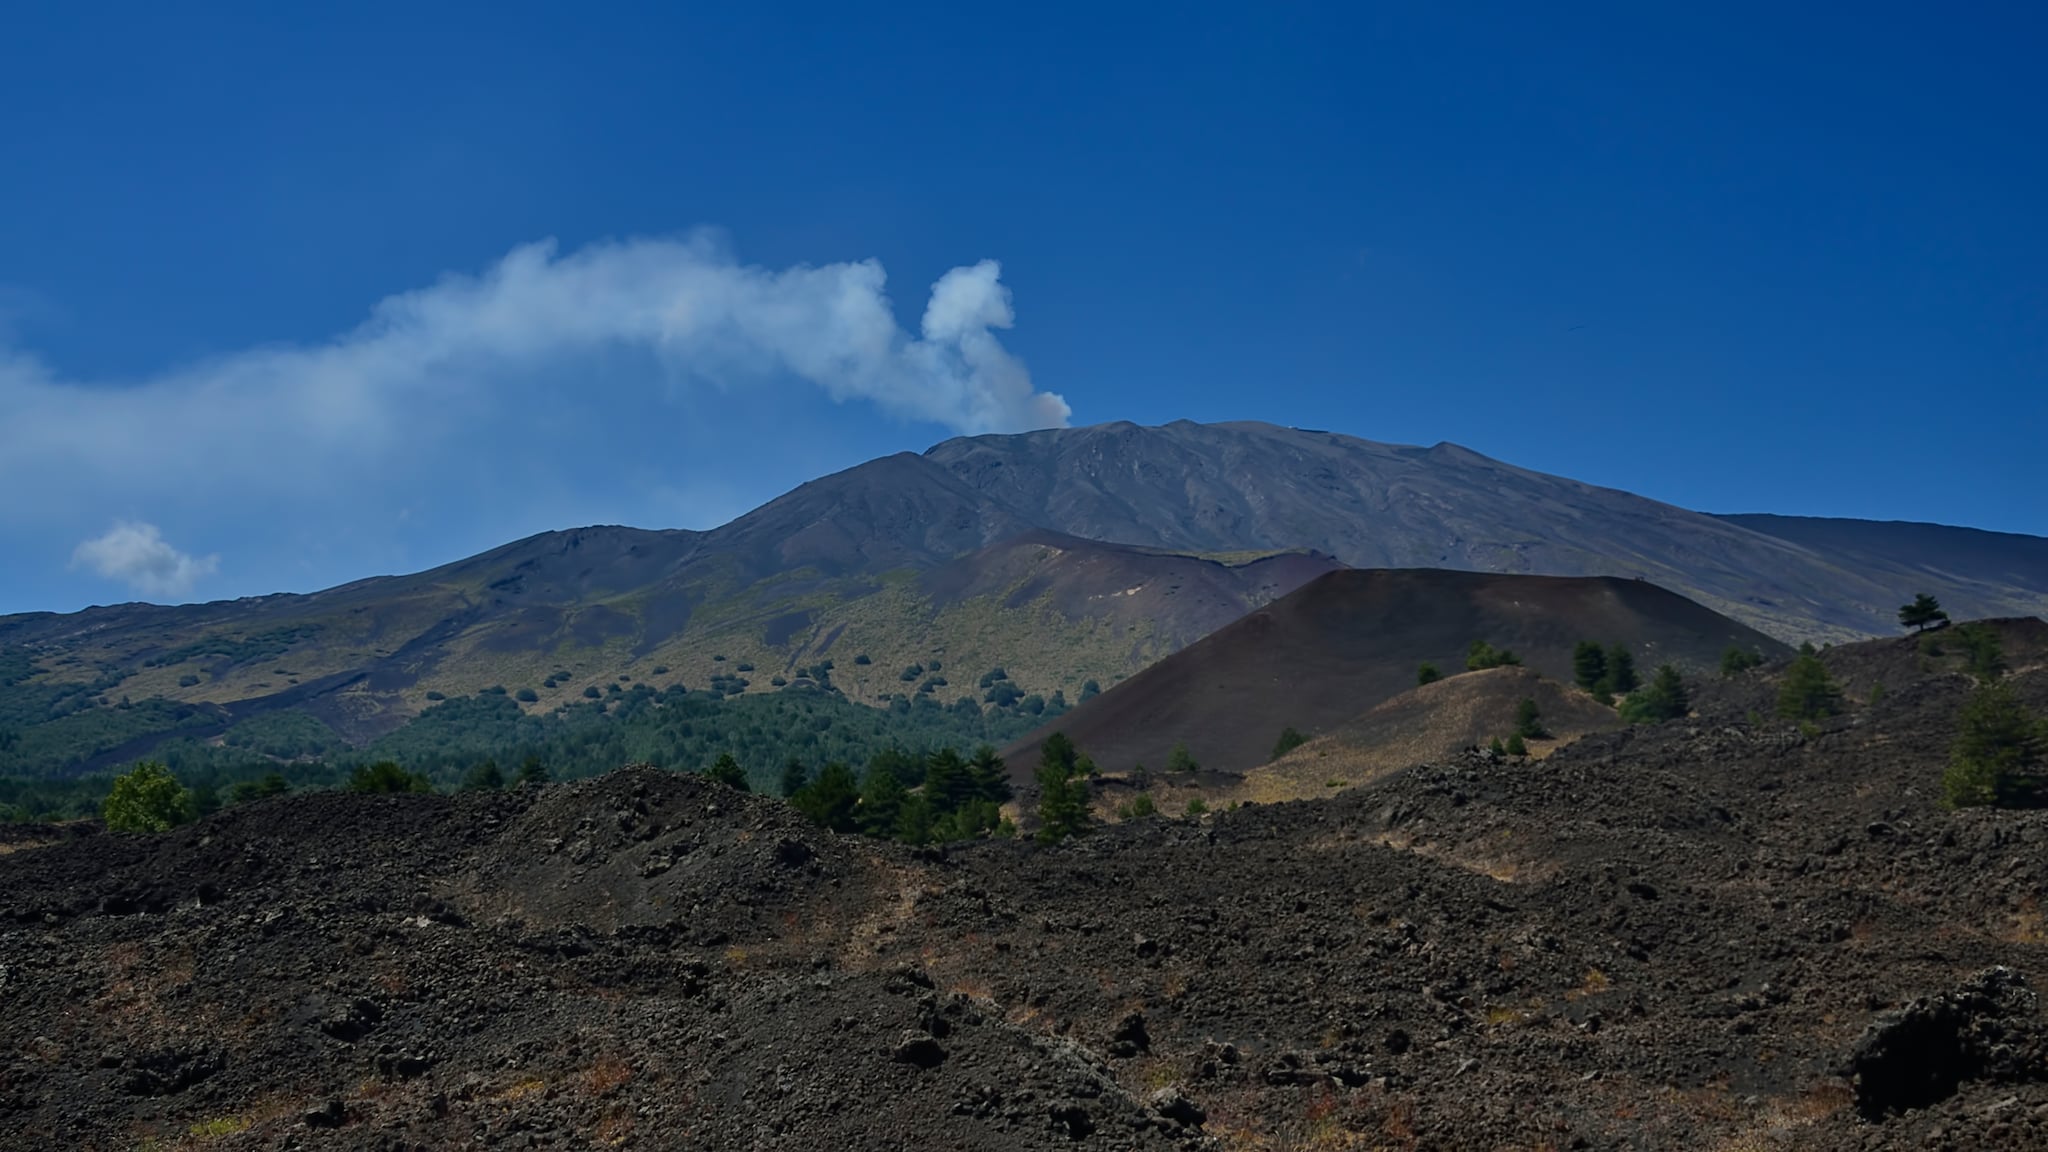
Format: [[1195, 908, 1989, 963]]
[[460, 759, 505, 791], [515, 757, 550, 788], [968, 744, 1013, 805], [1271, 727, 1307, 761], [1035, 732, 1093, 843], [1572, 641, 1607, 692], [1513, 698, 1549, 739], [1942, 681, 2043, 808], [858, 765, 908, 837], [1167, 742, 1199, 774], [1898, 592, 1950, 633], [1504, 733, 1528, 757], [1956, 623, 2005, 682], [793, 761, 860, 832], [1620, 664, 1690, 724], [705, 752, 750, 792], [779, 756, 811, 799], [1603, 645, 1638, 694], [921, 747, 974, 814], [1776, 651, 1844, 721], [894, 794, 934, 845], [1416, 663, 1442, 686]]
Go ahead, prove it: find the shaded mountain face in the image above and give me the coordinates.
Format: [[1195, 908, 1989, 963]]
[[925, 420, 2048, 640], [1719, 514, 2048, 605], [1002, 567, 1789, 776]]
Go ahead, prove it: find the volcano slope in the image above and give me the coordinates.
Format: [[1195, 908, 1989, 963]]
[[1004, 567, 1788, 775], [2, 622, 2046, 1150]]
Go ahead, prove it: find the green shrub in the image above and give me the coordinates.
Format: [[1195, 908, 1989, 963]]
[[348, 761, 433, 794], [1466, 641, 1522, 671], [1416, 663, 1441, 686], [1719, 646, 1765, 678], [102, 762, 193, 832], [514, 687, 538, 703], [1115, 793, 1157, 821], [1185, 797, 1208, 817], [1504, 733, 1528, 757], [1513, 698, 1548, 739], [1167, 742, 1199, 774]]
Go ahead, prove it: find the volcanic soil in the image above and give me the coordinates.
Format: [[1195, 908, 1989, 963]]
[[2, 623, 2046, 1150]]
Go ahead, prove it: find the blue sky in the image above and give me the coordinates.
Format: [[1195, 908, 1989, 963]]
[[2, 2, 2042, 613]]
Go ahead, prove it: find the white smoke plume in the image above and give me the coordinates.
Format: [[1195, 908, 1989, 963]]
[[0, 234, 1069, 534]]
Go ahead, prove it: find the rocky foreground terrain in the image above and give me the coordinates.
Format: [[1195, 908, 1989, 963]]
[[3, 625, 2046, 1150]]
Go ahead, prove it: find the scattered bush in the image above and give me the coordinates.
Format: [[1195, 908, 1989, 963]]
[[425, 691, 447, 702], [1416, 662, 1441, 686], [1466, 641, 1521, 671], [583, 686, 602, 699], [1185, 797, 1209, 817], [514, 687, 539, 703], [1167, 742, 1199, 774], [1115, 793, 1157, 821], [853, 654, 871, 665], [1719, 646, 1765, 678]]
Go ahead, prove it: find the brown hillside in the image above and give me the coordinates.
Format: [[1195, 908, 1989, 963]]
[[1242, 666, 1619, 801], [1004, 567, 1789, 775]]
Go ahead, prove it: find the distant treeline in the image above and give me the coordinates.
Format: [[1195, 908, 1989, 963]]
[[0, 682, 1058, 823]]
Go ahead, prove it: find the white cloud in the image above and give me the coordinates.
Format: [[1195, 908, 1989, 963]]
[[0, 234, 1070, 535], [71, 521, 219, 600]]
